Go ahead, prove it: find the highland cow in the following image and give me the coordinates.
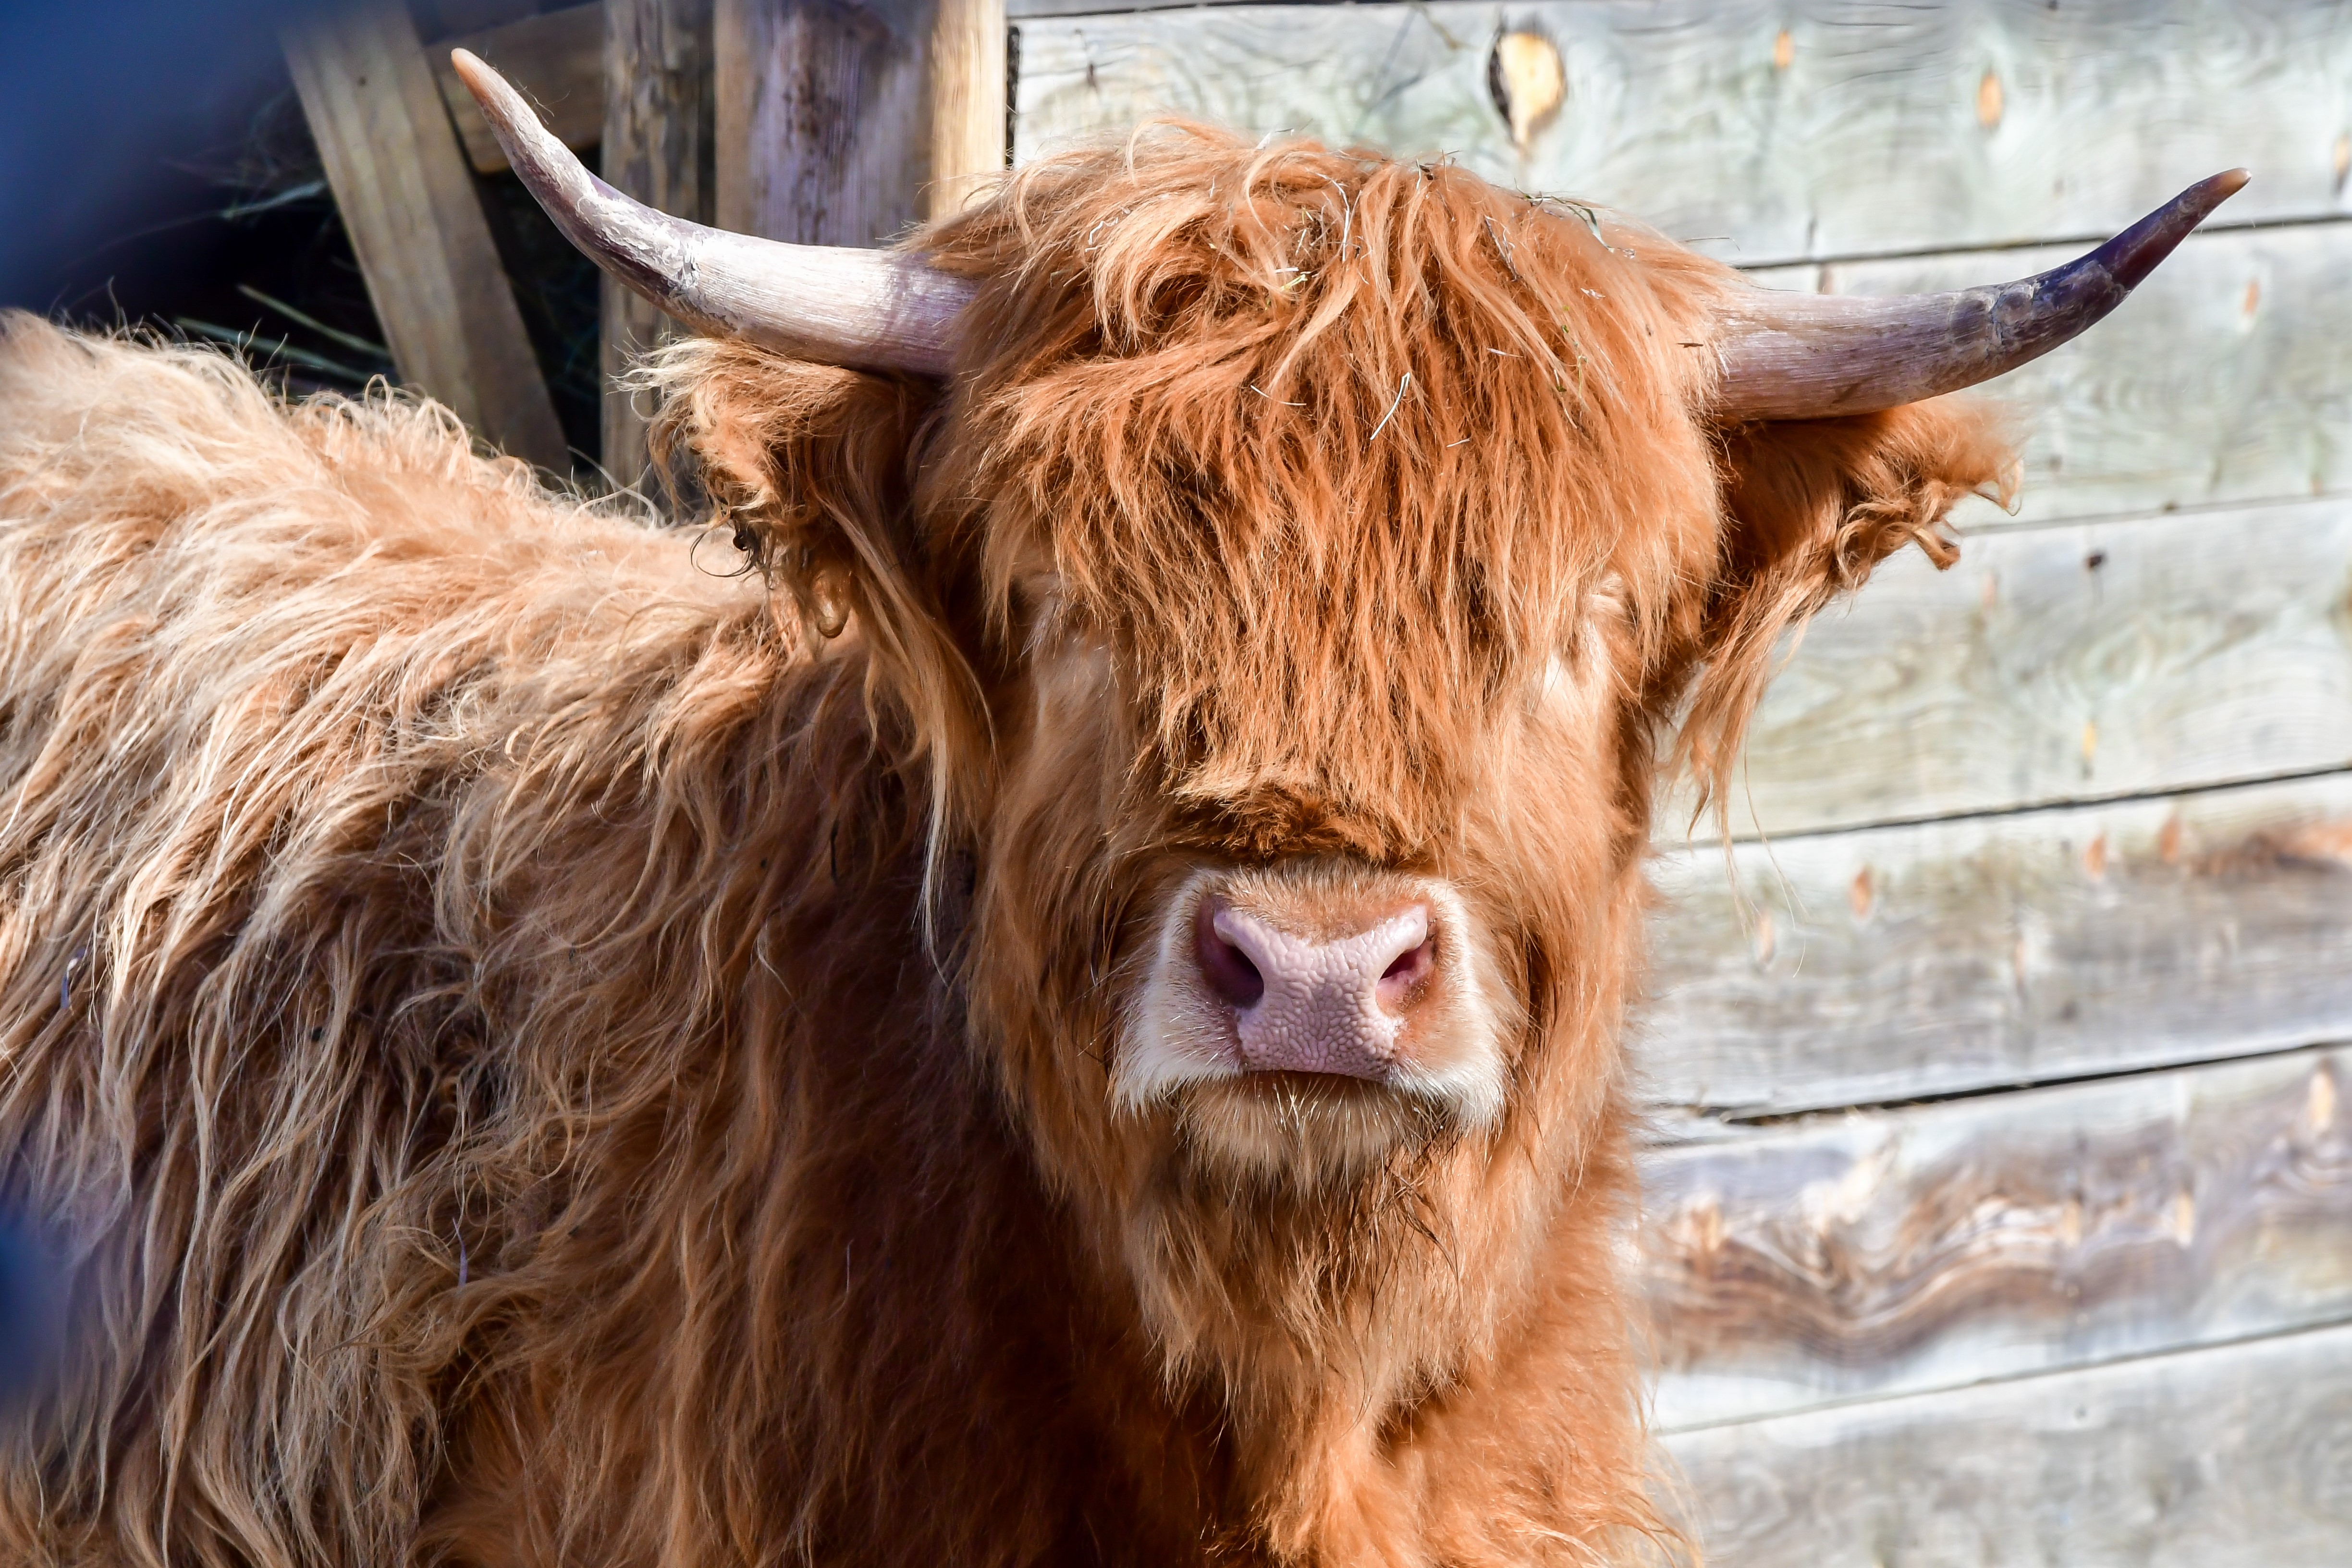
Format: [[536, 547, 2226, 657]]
[[0, 53, 2239, 1568]]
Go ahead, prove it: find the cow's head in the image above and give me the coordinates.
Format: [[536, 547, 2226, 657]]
[[458, 53, 2234, 1447]]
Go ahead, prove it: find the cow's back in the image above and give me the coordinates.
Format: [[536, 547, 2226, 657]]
[[0, 315, 852, 1567]]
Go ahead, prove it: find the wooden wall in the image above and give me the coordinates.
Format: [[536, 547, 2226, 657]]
[[1006, 2, 2352, 1562]]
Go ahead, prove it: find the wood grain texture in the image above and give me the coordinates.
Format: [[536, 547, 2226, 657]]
[[1673, 497, 2352, 842], [602, 0, 714, 489], [1661, 1319, 2352, 1566], [1639, 1045, 2352, 1430], [284, 1, 569, 469], [1643, 772, 2352, 1119], [1011, 0, 2352, 267], [929, 0, 1008, 218], [715, 0, 937, 246], [1758, 223, 2352, 530], [433, 2, 606, 174]]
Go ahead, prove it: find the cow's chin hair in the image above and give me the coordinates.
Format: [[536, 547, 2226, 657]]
[[1161, 1072, 1463, 1189]]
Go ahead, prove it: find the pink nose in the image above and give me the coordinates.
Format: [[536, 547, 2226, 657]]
[[1192, 895, 1438, 1078]]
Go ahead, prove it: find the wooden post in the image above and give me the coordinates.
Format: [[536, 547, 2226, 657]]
[[713, 0, 935, 247], [603, 0, 716, 490], [283, 1, 568, 470], [928, 0, 1006, 220]]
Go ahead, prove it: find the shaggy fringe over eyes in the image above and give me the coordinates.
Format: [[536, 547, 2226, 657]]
[[661, 125, 1729, 860], [656, 122, 2007, 857], [929, 126, 1731, 855]]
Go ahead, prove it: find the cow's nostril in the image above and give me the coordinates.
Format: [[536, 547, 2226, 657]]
[[1376, 935, 1436, 1010], [1194, 900, 1266, 1008]]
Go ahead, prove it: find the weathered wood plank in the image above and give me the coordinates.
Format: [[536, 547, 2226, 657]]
[[930, 0, 1008, 218], [416, 0, 549, 35], [602, 0, 714, 490], [715, 0, 937, 246], [284, 1, 570, 469], [1007, 0, 1255, 14], [1012, 0, 2352, 268], [1659, 1319, 2352, 1566], [1641, 772, 2352, 1118], [433, 2, 607, 175], [1638, 1045, 2352, 1431], [1757, 223, 2352, 530], [1673, 496, 2352, 842]]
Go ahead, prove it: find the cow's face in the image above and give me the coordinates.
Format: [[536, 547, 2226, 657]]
[[905, 153, 1714, 1219], [965, 394, 1684, 1202], [667, 133, 2006, 1348], [463, 56, 2195, 1260], [895, 143, 2000, 1221]]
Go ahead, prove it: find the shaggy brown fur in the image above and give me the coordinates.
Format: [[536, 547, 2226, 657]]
[[0, 126, 2008, 1567]]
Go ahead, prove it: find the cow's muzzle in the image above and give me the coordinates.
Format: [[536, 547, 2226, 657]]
[[1192, 894, 1434, 1079], [1119, 866, 1508, 1132]]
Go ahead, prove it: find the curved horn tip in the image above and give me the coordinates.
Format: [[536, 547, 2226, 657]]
[[450, 49, 555, 164], [2103, 167, 2251, 289], [449, 49, 541, 148], [449, 49, 533, 150], [448, 47, 498, 99], [1703, 166, 2253, 422]]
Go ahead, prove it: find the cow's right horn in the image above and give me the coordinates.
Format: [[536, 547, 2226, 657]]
[[450, 50, 973, 377], [1706, 170, 2248, 420]]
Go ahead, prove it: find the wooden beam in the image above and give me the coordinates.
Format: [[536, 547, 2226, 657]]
[[1662, 495, 2352, 842], [928, 0, 1006, 220], [285, 1, 569, 470], [415, 0, 547, 34], [1661, 1318, 2352, 1566], [1012, 0, 2352, 269], [1642, 771, 2352, 1120], [602, 0, 714, 491], [714, 0, 935, 246], [432, 3, 607, 175], [1639, 1044, 2352, 1430]]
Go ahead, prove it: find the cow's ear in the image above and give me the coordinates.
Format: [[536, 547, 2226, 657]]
[[651, 341, 986, 784], [1676, 396, 2015, 810], [650, 341, 935, 641]]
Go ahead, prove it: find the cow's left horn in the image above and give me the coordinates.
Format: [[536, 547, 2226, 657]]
[[1708, 169, 2248, 421], [450, 50, 973, 376]]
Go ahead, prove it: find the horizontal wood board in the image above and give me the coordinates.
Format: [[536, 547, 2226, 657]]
[[1011, 0, 2352, 267], [1670, 496, 2352, 842], [1661, 1319, 2352, 1566], [1638, 1044, 2352, 1429], [1640, 772, 2352, 1116]]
